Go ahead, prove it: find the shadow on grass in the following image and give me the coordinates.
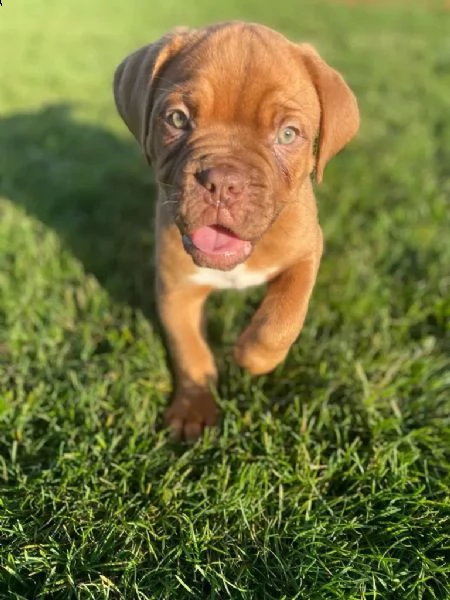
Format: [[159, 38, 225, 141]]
[[0, 103, 259, 371], [0, 103, 158, 322]]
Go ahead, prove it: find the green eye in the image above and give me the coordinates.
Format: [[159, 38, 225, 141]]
[[276, 126, 298, 145], [167, 110, 189, 130]]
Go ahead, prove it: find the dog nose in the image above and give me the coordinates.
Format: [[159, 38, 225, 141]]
[[195, 166, 245, 203]]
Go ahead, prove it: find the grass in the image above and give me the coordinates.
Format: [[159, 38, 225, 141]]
[[0, 0, 449, 597]]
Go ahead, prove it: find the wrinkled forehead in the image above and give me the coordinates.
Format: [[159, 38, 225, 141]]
[[159, 24, 319, 127]]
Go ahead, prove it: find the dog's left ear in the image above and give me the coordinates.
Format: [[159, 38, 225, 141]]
[[298, 44, 360, 183], [113, 28, 193, 155]]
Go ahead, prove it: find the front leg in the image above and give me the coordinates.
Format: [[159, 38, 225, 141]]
[[234, 249, 322, 375], [157, 283, 219, 440]]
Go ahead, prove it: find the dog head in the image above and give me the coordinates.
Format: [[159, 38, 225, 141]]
[[114, 22, 359, 270]]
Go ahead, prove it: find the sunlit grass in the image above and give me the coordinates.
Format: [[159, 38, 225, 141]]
[[0, 0, 449, 597]]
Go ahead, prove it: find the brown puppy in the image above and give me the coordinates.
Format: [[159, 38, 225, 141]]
[[113, 22, 359, 440]]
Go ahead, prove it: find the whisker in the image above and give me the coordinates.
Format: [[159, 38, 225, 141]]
[[156, 179, 179, 191]]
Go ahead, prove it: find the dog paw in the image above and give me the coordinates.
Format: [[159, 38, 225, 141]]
[[164, 389, 220, 441], [234, 338, 288, 375]]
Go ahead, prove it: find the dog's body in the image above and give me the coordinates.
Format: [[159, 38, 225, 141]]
[[114, 22, 359, 439]]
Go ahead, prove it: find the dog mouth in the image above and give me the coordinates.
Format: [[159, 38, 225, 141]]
[[182, 225, 253, 270]]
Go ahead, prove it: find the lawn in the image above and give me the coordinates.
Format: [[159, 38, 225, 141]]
[[0, 0, 449, 598]]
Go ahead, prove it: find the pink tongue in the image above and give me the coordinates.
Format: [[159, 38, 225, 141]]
[[190, 226, 250, 255]]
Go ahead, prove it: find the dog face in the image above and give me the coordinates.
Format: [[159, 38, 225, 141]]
[[114, 23, 359, 270]]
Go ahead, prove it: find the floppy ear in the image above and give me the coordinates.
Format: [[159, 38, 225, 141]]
[[113, 28, 192, 152], [298, 44, 360, 183]]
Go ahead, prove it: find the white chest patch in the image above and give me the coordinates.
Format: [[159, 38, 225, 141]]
[[189, 264, 278, 290]]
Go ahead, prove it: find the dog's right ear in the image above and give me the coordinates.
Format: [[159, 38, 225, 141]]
[[113, 28, 193, 153]]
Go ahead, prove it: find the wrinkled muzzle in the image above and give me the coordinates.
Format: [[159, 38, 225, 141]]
[[157, 150, 277, 270]]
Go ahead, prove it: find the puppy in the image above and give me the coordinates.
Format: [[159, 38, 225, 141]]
[[113, 22, 359, 440]]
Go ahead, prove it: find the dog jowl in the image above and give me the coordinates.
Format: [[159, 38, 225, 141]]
[[113, 22, 360, 440]]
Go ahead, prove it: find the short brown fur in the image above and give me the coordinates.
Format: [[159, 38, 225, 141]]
[[114, 22, 360, 440]]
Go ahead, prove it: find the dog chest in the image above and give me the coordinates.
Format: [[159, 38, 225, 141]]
[[189, 264, 277, 290]]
